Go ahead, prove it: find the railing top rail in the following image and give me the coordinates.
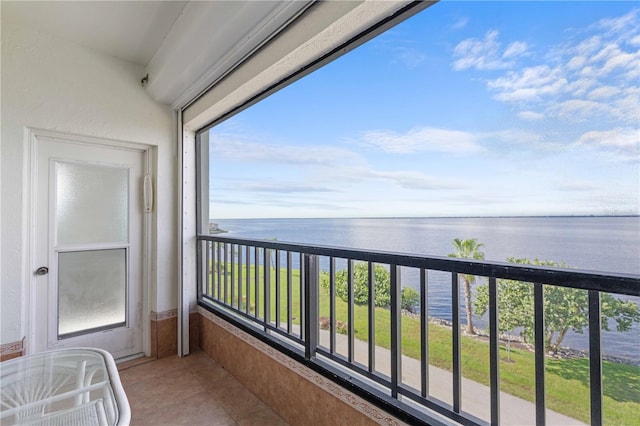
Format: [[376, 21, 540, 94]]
[[198, 234, 640, 296]]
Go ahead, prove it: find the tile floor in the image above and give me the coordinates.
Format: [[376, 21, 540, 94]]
[[118, 350, 288, 426]]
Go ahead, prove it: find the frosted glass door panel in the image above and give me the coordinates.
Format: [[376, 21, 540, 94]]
[[56, 162, 129, 245], [58, 249, 127, 337]]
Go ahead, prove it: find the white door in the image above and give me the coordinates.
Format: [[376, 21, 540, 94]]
[[32, 135, 147, 360]]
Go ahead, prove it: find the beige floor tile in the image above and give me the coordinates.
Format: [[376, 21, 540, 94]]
[[119, 355, 186, 386], [208, 380, 267, 422], [131, 391, 235, 426], [236, 407, 287, 426], [188, 360, 236, 389], [119, 350, 287, 426], [124, 367, 206, 417]]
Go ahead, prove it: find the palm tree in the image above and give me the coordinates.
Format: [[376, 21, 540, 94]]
[[449, 238, 485, 335]]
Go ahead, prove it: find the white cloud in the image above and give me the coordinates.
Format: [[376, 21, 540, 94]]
[[452, 30, 527, 71], [503, 41, 528, 58], [625, 64, 640, 80], [600, 51, 639, 76], [579, 66, 597, 78], [544, 88, 639, 125], [335, 166, 463, 191], [488, 65, 568, 101], [549, 99, 609, 121], [235, 182, 338, 194], [566, 78, 598, 96], [577, 128, 639, 148], [574, 35, 603, 57], [471, 9, 639, 134], [555, 180, 601, 192], [360, 127, 484, 154], [366, 169, 460, 190], [597, 8, 639, 37], [211, 195, 345, 215], [518, 111, 545, 121], [613, 88, 640, 123], [452, 17, 469, 30], [482, 129, 555, 151], [576, 128, 640, 157], [588, 86, 621, 100], [211, 134, 359, 166], [566, 56, 587, 70], [582, 42, 640, 78], [590, 43, 621, 63]]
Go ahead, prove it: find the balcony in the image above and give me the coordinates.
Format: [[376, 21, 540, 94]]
[[194, 235, 639, 426], [3, 3, 638, 426]]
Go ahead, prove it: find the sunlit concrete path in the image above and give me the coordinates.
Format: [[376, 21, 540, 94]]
[[312, 328, 586, 425]]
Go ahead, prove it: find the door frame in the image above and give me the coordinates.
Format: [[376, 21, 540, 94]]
[[24, 128, 155, 357]]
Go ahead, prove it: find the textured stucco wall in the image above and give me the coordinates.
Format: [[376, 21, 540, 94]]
[[198, 311, 405, 426], [0, 21, 177, 346]]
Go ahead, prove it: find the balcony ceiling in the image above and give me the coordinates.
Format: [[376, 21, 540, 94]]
[[2, 1, 188, 66], [2, 0, 314, 107], [4, 1, 422, 116]]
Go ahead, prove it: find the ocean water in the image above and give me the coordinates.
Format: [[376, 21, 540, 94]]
[[213, 216, 640, 360]]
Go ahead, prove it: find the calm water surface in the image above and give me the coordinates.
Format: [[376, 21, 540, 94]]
[[213, 216, 640, 360]]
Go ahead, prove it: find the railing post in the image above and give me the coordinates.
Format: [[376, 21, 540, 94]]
[[390, 264, 401, 399], [287, 251, 293, 333], [588, 290, 602, 426], [275, 249, 281, 329], [304, 254, 319, 360], [254, 246, 260, 319], [534, 283, 546, 426], [196, 239, 203, 299], [264, 248, 271, 329], [206, 241, 212, 296], [237, 245, 242, 310], [299, 253, 305, 340], [452, 273, 461, 413], [489, 276, 500, 426], [231, 244, 236, 308], [348, 259, 355, 362], [330, 257, 336, 354], [420, 268, 429, 398], [368, 261, 376, 373], [224, 243, 229, 304], [217, 242, 222, 299], [245, 245, 250, 314]]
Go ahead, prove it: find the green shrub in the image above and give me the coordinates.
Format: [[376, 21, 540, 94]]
[[401, 287, 420, 313], [320, 263, 391, 307]]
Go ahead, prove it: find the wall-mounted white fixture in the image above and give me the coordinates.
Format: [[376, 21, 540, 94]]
[[143, 174, 153, 213]]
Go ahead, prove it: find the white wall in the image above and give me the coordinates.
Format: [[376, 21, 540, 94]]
[[0, 22, 177, 345]]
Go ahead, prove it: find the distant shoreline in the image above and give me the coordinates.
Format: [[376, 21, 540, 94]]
[[212, 215, 639, 221], [208, 222, 228, 234]]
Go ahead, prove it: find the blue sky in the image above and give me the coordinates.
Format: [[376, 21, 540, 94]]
[[208, 1, 639, 219]]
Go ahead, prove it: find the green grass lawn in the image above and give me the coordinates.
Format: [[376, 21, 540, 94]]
[[207, 263, 639, 425]]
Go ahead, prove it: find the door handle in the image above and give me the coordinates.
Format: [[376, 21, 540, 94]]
[[35, 266, 49, 276]]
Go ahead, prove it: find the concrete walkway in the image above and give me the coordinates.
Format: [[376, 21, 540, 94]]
[[313, 328, 586, 425]]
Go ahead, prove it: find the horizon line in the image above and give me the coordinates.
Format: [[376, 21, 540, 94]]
[[210, 214, 640, 221]]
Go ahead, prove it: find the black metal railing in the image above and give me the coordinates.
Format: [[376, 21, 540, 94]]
[[196, 234, 640, 426]]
